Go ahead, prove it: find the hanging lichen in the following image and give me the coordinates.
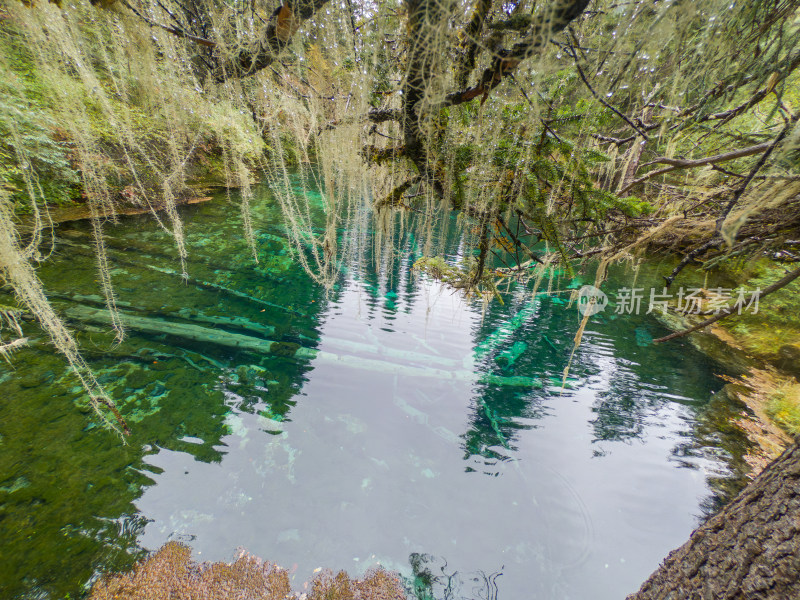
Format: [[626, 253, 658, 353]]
[[0, 0, 798, 432]]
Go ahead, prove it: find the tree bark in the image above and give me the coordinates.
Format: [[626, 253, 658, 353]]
[[627, 436, 800, 600]]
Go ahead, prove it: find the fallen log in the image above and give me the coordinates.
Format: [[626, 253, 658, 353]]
[[51, 292, 314, 344], [62, 306, 543, 388]]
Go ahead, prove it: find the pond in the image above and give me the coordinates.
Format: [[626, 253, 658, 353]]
[[0, 179, 752, 600]]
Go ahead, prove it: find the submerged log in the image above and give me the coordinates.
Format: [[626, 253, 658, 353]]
[[62, 306, 543, 388], [53, 292, 315, 344], [627, 436, 800, 600], [473, 294, 540, 360], [55, 238, 306, 317]]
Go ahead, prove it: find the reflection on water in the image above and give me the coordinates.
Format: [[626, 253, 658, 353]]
[[0, 182, 752, 600]]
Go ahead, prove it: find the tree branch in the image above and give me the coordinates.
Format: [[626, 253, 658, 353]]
[[375, 177, 420, 209], [620, 142, 773, 193], [591, 123, 660, 147], [318, 108, 402, 134], [402, 0, 445, 197], [222, 0, 333, 78], [440, 0, 592, 109], [680, 49, 800, 124], [363, 145, 406, 164]]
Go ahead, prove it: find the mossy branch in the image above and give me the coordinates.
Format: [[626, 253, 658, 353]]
[[375, 176, 420, 209], [454, 0, 492, 89], [440, 0, 591, 109], [222, 0, 333, 78], [363, 145, 406, 164]]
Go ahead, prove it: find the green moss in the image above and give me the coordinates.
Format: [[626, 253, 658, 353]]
[[765, 386, 800, 436], [714, 258, 800, 359], [269, 341, 300, 357]]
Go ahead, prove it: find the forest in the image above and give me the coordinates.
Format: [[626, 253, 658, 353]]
[[1, 0, 800, 598]]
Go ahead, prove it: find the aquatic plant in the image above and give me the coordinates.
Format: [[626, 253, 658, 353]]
[[87, 542, 406, 600]]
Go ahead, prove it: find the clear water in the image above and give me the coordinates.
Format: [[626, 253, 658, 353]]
[[0, 181, 752, 600]]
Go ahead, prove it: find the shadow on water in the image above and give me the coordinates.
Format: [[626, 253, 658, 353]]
[[0, 181, 753, 600]]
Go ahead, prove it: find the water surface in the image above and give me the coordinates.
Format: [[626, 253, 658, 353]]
[[0, 181, 751, 599]]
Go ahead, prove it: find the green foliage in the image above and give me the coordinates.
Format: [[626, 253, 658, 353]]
[[765, 386, 800, 436], [0, 92, 80, 210], [0, 36, 80, 211], [413, 255, 502, 301]]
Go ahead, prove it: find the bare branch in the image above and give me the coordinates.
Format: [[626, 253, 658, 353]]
[[120, 0, 215, 47], [621, 142, 773, 193]]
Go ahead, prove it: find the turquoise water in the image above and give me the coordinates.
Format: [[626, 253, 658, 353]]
[[0, 181, 751, 599]]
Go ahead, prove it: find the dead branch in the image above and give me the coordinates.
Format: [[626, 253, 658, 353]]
[[663, 238, 724, 287], [621, 142, 773, 193]]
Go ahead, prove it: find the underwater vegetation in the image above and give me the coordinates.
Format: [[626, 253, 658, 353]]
[[88, 542, 406, 600]]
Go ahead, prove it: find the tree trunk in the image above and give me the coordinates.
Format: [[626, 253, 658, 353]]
[[627, 436, 800, 600]]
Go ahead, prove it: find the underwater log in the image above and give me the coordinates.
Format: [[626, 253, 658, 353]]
[[62, 306, 543, 388]]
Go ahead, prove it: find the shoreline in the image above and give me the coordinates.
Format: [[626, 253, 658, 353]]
[[657, 310, 795, 477], [20, 195, 216, 226]]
